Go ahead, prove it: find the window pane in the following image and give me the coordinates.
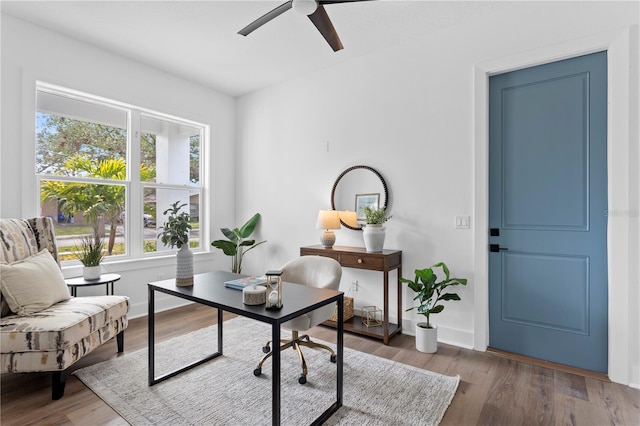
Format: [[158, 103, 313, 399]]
[[36, 91, 127, 175], [40, 180, 126, 260], [140, 114, 200, 185], [145, 187, 200, 253]]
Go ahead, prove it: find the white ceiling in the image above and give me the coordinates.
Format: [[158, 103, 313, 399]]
[[1, 0, 515, 97]]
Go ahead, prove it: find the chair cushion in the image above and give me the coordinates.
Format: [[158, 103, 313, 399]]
[[0, 295, 129, 353], [0, 250, 71, 316]]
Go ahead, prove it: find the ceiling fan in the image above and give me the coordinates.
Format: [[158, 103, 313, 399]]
[[238, 0, 371, 52]]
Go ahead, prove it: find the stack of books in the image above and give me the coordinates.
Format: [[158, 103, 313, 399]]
[[224, 276, 267, 290]]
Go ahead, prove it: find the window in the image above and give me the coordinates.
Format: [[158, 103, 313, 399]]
[[36, 83, 206, 262]]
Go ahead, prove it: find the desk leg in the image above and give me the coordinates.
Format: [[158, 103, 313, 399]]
[[217, 308, 223, 355], [148, 287, 155, 386], [272, 323, 281, 426], [148, 288, 222, 386], [337, 295, 344, 406]]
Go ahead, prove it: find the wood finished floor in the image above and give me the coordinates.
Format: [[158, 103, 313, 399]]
[[1, 304, 639, 425]]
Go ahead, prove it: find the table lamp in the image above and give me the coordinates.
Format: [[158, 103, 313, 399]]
[[316, 210, 341, 248]]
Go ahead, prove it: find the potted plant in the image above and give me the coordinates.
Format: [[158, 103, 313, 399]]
[[401, 262, 467, 353], [211, 213, 266, 274], [157, 201, 193, 286], [362, 206, 392, 252], [75, 234, 104, 280]]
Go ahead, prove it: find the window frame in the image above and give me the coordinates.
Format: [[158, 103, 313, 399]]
[[35, 82, 208, 263]]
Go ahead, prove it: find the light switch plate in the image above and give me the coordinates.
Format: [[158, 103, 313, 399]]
[[455, 215, 470, 229]]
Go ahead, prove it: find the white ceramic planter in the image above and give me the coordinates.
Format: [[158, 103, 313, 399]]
[[362, 224, 386, 252], [175, 245, 194, 286], [83, 265, 101, 281], [415, 323, 438, 353]]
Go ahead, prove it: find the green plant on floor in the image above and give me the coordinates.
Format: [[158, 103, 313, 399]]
[[401, 262, 467, 329], [74, 234, 104, 267], [211, 213, 266, 274], [157, 201, 192, 249]]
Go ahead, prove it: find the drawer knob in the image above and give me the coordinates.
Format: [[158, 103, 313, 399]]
[[358, 258, 363, 264]]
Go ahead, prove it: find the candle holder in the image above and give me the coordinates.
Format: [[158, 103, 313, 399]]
[[265, 270, 283, 310]]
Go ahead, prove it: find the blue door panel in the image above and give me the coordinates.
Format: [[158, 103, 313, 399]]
[[489, 51, 608, 373]]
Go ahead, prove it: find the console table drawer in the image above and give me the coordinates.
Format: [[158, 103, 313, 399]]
[[339, 254, 384, 270]]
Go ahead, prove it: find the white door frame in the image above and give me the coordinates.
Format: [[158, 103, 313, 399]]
[[473, 28, 633, 385]]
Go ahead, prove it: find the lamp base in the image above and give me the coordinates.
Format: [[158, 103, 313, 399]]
[[320, 230, 336, 248]]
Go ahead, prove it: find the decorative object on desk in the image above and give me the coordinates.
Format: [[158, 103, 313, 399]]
[[243, 284, 267, 305], [264, 269, 283, 310], [157, 201, 193, 287], [224, 276, 267, 290], [362, 206, 392, 252], [211, 213, 266, 274], [315, 209, 341, 248], [361, 305, 383, 327], [401, 262, 467, 353], [74, 234, 104, 280]]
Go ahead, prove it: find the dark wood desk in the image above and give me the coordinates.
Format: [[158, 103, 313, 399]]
[[300, 245, 402, 344], [148, 271, 344, 426]]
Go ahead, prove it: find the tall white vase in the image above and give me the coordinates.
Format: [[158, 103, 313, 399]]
[[363, 224, 386, 252], [176, 245, 194, 287]]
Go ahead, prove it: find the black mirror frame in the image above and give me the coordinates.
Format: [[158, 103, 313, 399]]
[[330, 165, 389, 231]]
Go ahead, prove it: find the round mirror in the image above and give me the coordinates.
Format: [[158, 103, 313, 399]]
[[331, 165, 388, 230]]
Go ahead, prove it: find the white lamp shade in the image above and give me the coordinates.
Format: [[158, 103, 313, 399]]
[[316, 210, 341, 230], [339, 211, 358, 228]]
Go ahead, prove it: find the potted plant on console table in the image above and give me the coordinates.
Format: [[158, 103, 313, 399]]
[[401, 262, 467, 353], [362, 206, 392, 252]]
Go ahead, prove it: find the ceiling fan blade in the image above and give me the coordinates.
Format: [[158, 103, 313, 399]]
[[238, 1, 293, 36], [319, 0, 374, 3], [308, 4, 344, 52]]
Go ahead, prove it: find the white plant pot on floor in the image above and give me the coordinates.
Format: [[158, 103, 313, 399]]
[[415, 323, 438, 353]]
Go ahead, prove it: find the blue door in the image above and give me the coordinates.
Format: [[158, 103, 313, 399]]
[[488, 52, 608, 373]]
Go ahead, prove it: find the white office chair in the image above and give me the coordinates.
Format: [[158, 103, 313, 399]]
[[253, 256, 342, 384]]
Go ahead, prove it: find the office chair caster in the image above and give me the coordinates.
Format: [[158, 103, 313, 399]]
[[262, 345, 270, 354], [298, 374, 306, 385], [253, 367, 262, 377], [330, 354, 337, 363]]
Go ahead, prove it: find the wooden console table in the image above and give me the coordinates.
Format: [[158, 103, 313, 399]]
[[300, 245, 402, 344]]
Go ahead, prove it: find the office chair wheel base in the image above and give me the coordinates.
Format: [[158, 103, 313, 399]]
[[330, 354, 337, 363], [253, 367, 262, 377], [262, 345, 270, 354], [298, 374, 307, 385]]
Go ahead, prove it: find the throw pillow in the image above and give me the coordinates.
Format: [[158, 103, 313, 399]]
[[0, 249, 71, 316]]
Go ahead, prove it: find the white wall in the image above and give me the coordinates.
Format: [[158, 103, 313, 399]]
[[236, 2, 639, 387], [0, 15, 237, 317]]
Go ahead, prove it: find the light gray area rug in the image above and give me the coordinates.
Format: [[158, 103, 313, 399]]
[[75, 317, 459, 425]]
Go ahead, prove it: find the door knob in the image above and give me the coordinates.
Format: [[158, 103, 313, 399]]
[[489, 244, 508, 252]]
